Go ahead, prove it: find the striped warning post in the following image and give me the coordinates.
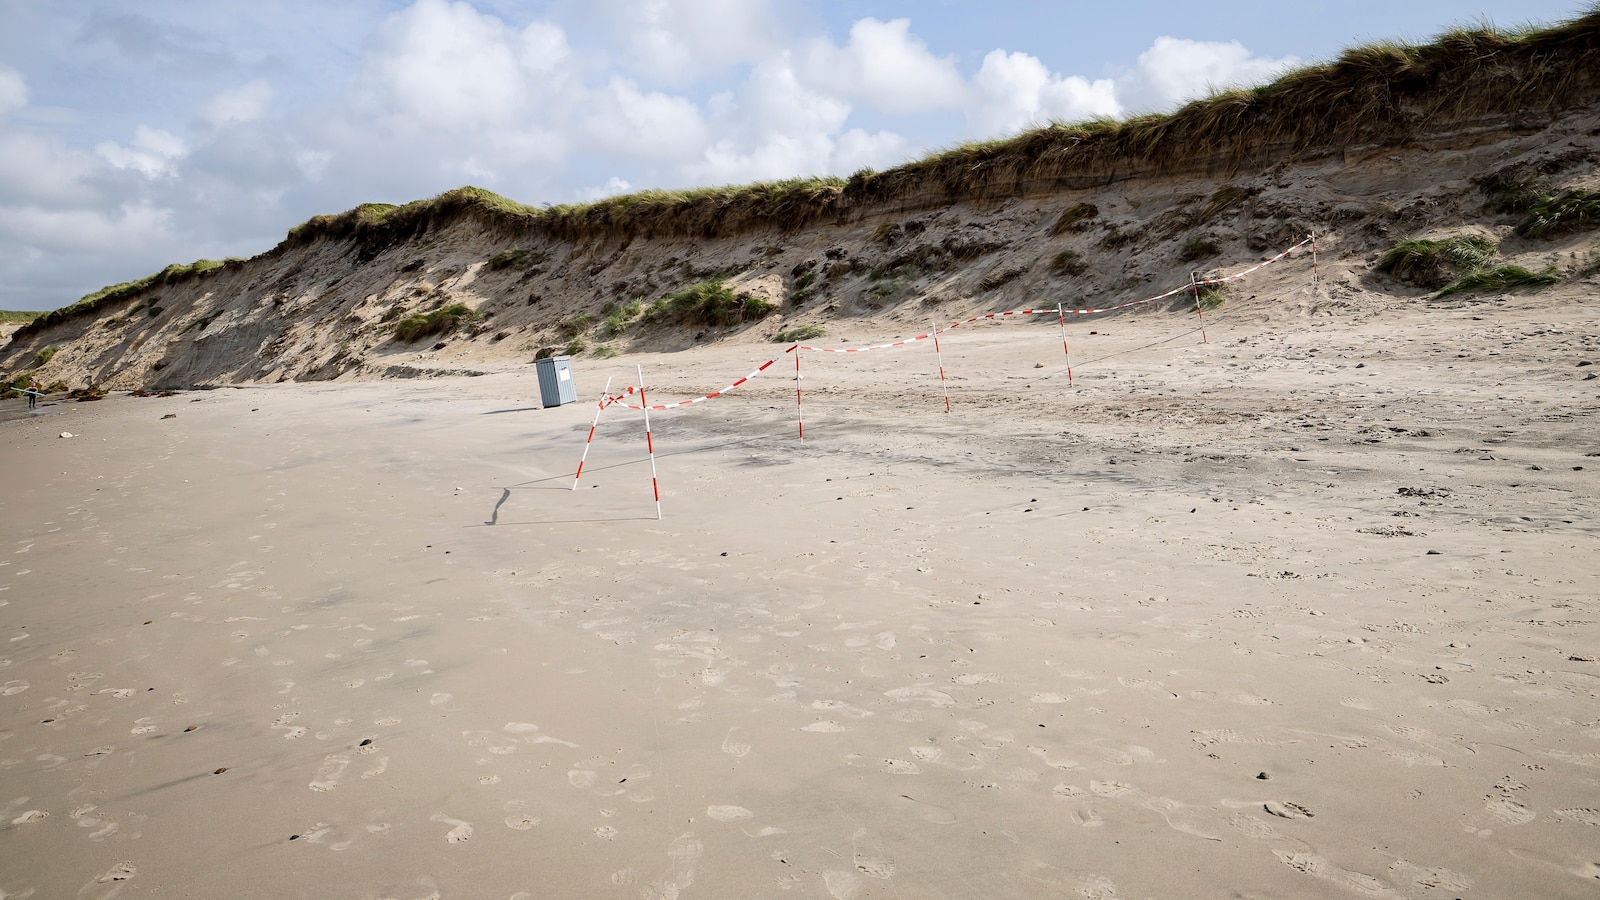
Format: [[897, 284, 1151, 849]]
[[607, 346, 798, 411], [636, 365, 661, 520], [794, 346, 804, 440], [572, 375, 614, 491]]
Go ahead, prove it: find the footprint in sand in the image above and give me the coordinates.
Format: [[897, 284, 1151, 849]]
[[12, 809, 47, 824], [1274, 851, 1396, 897], [130, 717, 157, 735], [1227, 814, 1282, 839], [851, 827, 895, 879], [706, 805, 753, 822], [463, 730, 518, 755], [504, 800, 541, 830], [96, 862, 137, 883], [1485, 797, 1535, 825], [802, 720, 847, 733], [71, 805, 121, 841], [568, 768, 599, 789], [643, 833, 703, 898], [1552, 807, 1600, 826], [823, 869, 862, 899], [594, 825, 619, 840], [722, 727, 751, 758], [1389, 858, 1473, 891], [362, 757, 390, 779], [310, 754, 351, 791], [428, 693, 453, 707], [884, 686, 955, 708], [1263, 801, 1315, 819], [429, 813, 473, 843]]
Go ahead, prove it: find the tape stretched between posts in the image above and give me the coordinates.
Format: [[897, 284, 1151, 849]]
[[606, 346, 798, 411], [593, 234, 1312, 409], [794, 234, 1312, 353]]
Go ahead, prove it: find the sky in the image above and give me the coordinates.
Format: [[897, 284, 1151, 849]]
[[0, 1, 1589, 311]]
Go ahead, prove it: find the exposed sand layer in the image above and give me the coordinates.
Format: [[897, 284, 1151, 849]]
[[1, 287, 1597, 898]]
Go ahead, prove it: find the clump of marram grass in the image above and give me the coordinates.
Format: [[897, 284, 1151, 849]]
[[488, 247, 546, 270], [1049, 249, 1087, 277], [564, 336, 589, 355], [1514, 188, 1600, 238], [592, 343, 618, 358], [393, 303, 474, 342], [642, 281, 775, 327], [1376, 235, 1497, 288], [1435, 264, 1561, 297], [556, 311, 593, 338], [1199, 185, 1252, 223], [772, 324, 825, 343], [602, 301, 643, 337], [1192, 284, 1227, 310], [1050, 203, 1099, 235], [1, 370, 37, 398], [1180, 234, 1220, 262], [34, 346, 60, 366]]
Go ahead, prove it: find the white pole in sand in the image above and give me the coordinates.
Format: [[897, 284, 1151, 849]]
[[1310, 230, 1320, 291], [572, 375, 614, 491], [930, 319, 951, 413], [1056, 302, 1073, 386], [792, 344, 804, 441], [637, 365, 661, 520]]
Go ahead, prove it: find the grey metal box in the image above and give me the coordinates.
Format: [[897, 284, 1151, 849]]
[[535, 355, 579, 407]]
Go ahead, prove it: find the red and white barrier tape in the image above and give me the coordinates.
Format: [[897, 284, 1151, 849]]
[[594, 234, 1313, 410], [605, 346, 798, 411]]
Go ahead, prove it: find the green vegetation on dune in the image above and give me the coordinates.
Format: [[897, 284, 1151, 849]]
[[393, 303, 476, 342], [14, 258, 239, 340], [1376, 235, 1498, 288], [643, 281, 775, 328], [772, 324, 826, 343], [1514, 189, 1600, 238], [1435, 264, 1562, 297], [0, 310, 44, 324]]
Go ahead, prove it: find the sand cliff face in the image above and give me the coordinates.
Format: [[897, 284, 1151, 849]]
[[4, 88, 1599, 392]]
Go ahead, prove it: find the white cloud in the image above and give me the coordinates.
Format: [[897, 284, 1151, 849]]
[[969, 49, 1120, 137], [0, 130, 105, 206], [1119, 37, 1299, 111], [0, 64, 27, 117], [356, 0, 570, 130], [201, 80, 273, 126], [0, 203, 172, 256], [799, 18, 967, 115], [586, 76, 709, 159], [687, 55, 892, 185], [583, 176, 634, 200], [599, 0, 779, 83], [95, 126, 188, 177], [832, 128, 907, 174]]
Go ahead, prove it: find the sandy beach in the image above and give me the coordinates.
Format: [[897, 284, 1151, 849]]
[[2, 288, 1597, 898]]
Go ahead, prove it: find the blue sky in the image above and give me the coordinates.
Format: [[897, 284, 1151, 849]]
[[0, 0, 1587, 310]]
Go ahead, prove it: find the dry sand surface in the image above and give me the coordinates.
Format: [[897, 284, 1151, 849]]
[[1, 288, 1598, 898]]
